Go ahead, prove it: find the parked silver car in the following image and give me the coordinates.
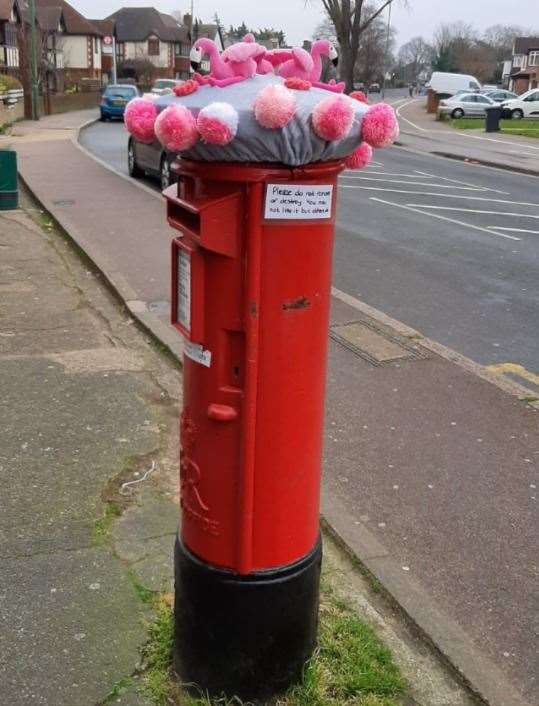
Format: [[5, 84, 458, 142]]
[[438, 93, 500, 119], [482, 89, 518, 102]]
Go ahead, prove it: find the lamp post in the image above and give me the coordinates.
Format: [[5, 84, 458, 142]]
[[381, 1, 393, 100], [28, 0, 39, 120]]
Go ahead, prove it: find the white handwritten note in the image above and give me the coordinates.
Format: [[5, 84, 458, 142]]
[[264, 184, 333, 220]]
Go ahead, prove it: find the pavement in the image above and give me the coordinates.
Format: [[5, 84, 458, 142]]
[[396, 98, 539, 175], [0, 194, 181, 705], [7, 110, 539, 706]]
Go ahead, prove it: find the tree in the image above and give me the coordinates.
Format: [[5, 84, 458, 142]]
[[356, 11, 395, 85], [432, 22, 476, 73], [398, 36, 433, 83], [320, 0, 403, 92]]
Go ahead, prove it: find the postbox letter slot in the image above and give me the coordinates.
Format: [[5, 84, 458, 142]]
[[207, 403, 238, 422], [168, 201, 201, 236]]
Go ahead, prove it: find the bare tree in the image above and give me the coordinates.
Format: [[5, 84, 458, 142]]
[[398, 36, 433, 83], [320, 0, 403, 92], [356, 12, 395, 85]]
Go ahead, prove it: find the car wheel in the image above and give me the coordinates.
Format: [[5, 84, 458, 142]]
[[100, 113, 108, 122], [451, 108, 464, 119], [128, 141, 143, 178], [160, 156, 172, 190], [511, 109, 524, 120]]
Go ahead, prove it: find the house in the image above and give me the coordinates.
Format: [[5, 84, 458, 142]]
[[0, 0, 22, 74], [509, 37, 539, 94], [106, 7, 190, 80], [35, 0, 103, 87]]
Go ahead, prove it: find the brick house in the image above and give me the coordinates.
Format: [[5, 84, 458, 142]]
[[0, 0, 22, 75], [106, 7, 190, 80], [35, 0, 102, 87], [509, 37, 539, 94]]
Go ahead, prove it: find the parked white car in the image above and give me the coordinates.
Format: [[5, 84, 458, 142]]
[[501, 88, 539, 119], [438, 93, 500, 119], [151, 79, 183, 96]]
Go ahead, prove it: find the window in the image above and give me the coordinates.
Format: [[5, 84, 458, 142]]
[[175, 43, 183, 56], [524, 92, 539, 102], [513, 54, 524, 68], [94, 36, 99, 53], [529, 51, 539, 66], [461, 96, 476, 103], [475, 96, 491, 104], [148, 38, 159, 56]]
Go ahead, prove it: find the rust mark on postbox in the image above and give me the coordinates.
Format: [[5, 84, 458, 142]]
[[282, 296, 311, 311]]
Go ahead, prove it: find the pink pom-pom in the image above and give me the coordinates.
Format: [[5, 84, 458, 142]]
[[155, 105, 198, 152], [361, 103, 398, 148], [312, 95, 354, 141], [253, 84, 296, 129], [174, 79, 198, 96], [124, 98, 157, 144], [197, 102, 238, 145], [345, 142, 373, 170], [284, 77, 312, 90], [349, 90, 368, 104]]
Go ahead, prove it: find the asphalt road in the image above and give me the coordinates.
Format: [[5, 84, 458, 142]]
[[80, 117, 539, 380]]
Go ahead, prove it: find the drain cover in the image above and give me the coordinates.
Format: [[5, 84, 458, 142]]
[[330, 320, 427, 366]]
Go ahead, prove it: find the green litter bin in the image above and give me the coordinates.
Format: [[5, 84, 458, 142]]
[[0, 149, 19, 210]]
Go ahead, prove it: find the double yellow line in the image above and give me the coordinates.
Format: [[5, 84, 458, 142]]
[[486, 363, 539, 388]]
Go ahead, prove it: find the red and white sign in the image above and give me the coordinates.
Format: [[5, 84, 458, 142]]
[[103, 35, 113, 46]]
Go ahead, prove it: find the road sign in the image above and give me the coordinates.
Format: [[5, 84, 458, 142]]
[[103, 35, 113, 46]]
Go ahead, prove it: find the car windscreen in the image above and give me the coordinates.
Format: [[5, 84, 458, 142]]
[[105, 87, 136, 98]]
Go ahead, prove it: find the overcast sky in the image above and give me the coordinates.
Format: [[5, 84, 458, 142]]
[[72, 0, 538, 48]]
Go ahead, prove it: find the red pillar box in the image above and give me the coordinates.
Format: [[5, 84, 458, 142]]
[[166, 161, 341, 698], [123, 45, 398, 701]]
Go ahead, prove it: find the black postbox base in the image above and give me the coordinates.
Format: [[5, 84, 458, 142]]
[[173, 535, 322, 702]]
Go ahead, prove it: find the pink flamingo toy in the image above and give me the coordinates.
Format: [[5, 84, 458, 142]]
[[308, 40, 338, 81], [276, 47, 314, 81], [242, 33, 274, 74], [190, 39, 259, 87], [275, 41, 344, 91], [221, 41, 259, 78]]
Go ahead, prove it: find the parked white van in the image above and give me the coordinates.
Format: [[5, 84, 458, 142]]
[[427, 72, 481, 96]]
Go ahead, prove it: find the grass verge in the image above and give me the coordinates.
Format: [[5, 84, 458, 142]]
[[139, 581, 406, 706], [447, 116, 539, 138]]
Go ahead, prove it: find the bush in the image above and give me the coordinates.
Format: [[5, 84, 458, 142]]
[[0, 75, 23, 93]]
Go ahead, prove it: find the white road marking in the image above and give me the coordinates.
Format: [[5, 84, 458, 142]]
[[395, 99, 428, 132], [405, 204, 539, 219], [455, 130, 539, 151], [488, 226, 539, 235], [413, 169, 509, 195], [340, 176, 487, 191], [369, 197, 522, 241], [338, 185, 539, 205], [347, 170, 435, 178]]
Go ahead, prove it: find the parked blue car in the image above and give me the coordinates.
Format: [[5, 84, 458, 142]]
[[100, 84, 139, 121]]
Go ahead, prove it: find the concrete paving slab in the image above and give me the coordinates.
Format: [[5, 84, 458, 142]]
[[0, 547, 146, 706], [0, 200, 180, 705]]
